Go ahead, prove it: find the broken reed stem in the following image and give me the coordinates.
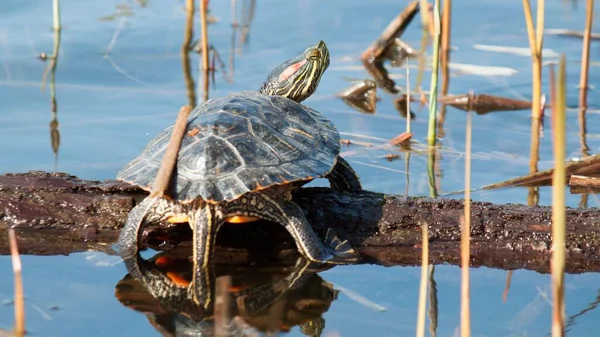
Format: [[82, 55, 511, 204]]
[[150, 106, 193, 197], [200, 0, 210, 102], [426, 0, 441, 146], [550, 55, 566, 337], [416, 221, 429, 337], [8, 229, 25, 337], [461, 109, 472, 337]]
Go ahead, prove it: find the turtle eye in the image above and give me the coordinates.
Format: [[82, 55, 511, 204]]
[[308, 49, 321, 60]]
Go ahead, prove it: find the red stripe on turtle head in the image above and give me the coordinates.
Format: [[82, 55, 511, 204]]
[[278, 59, 307, 82]]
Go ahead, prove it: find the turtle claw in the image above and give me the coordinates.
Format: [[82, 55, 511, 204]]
[[324, 228, 360, 264]]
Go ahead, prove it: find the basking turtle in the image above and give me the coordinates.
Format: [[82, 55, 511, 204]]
[[117, 40, 361, 304]]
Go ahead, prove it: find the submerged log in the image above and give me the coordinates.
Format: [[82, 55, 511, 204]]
[[1, 171, 600, 274]]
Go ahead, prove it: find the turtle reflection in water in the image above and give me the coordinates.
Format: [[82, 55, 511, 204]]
[[116, 40, 362, 306], [115, 249, 338, 337]]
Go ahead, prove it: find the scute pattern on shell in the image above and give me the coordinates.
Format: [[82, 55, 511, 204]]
[[117, 91, 341, 203]]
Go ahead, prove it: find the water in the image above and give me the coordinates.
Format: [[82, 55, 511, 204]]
[[1, 0, 599, 336]]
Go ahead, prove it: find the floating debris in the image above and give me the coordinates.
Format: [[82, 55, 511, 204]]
[[394, 94, 418, 119], [339, 80, 378, 113], [569, 175, 600, 194], [483, 154, 600, 189], [545, 28, 600, 40], [438, 93, 533, 114], [383, 38, 418, 67], [389, 132, 412, 147]]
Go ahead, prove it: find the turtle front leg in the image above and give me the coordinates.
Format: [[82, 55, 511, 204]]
[[118, 197, 161, 280], [325, 156, 362, 191], [222, 192, 359, 264], [189, 204, 224, 308]]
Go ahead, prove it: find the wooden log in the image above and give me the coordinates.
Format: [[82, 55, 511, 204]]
[[1, 171, 600, 274]]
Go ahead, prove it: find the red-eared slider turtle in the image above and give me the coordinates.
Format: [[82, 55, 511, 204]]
[[117, 40, 361, 305]]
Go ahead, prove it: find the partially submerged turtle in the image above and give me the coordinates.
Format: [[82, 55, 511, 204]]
[[117, 40, 361, 304]]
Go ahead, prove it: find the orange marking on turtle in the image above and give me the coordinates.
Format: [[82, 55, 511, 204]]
[[226, 215, 261, 224], [167, 215, 189, 223], [155, 256, 171, 266], [166, 272, 190, 287], [228, 285, 245, 293], [278, 59, 307, 82], [187, 128, 200, 137]]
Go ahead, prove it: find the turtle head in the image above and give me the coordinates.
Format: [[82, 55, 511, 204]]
[[259, 40, 330, 103]]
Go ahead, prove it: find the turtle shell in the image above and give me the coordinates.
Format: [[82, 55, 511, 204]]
[[117, 91, 341, 203]]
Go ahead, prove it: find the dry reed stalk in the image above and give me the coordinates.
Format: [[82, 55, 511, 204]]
[[214, 276, 232, 337], [550, 55, 567, 337], [182, 0, 197, 107], [440, 0, 451, 96], [578, 0, 593, 155], [406, 66, 412, 134], [522, 0, 545, 178], [437, 0, 451, 135], [460, 103, 472, 337], [416, 221, 429, 337], [8, 229, 25, 337], [200, 0, 210, 101], [418, 0, 432, 36], [502, 270, 513, 303], [578, 0, 593, 109], [150, 106, 193, 197]]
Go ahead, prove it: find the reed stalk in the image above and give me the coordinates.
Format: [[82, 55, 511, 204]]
[[406, 65, 412, 134], [440, 0, 451, 96], [8, 229, 25, 337], [182, 0, 197, 107], [461, 107, 472, 337], [416, 221, 429, 337], [522, 0, 544, 174], [200, 0, 210, 101], [550, 55, 566, 337], [578, 0, 593, 154], [426, 1, 441, 146], [418, 0, 430, 34]]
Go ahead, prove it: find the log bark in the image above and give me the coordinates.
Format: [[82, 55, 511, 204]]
[[1, 171, 600, 274]]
